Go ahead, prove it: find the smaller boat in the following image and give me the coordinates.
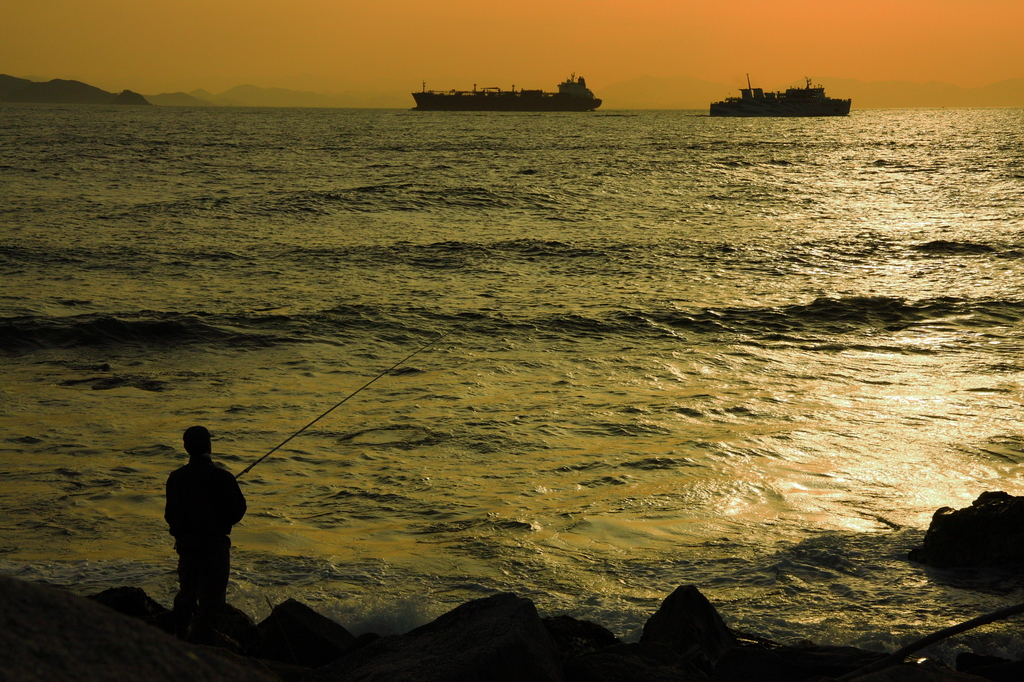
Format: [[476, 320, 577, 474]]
[[710, 76, 851, 117]]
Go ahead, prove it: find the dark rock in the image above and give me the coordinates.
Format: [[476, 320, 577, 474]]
[[111, 89, 151, 105], [711, 643, 886, 682], [87, 584, 177, 634], [192, 643, 284, 680], [852, 660, 994, 680], [640, 585, 737, 672], [9, 577, 1014, 682], [216, 603, 262, 656], [909, 492, 1024, 568], [150, 609, 179, 635], [542, 614, 621, 660], [192, 627, 248, 656], [956, 652, 1013, 672], [314, 592, 564, 682], [258, 598, 356, 667], [88, 585, 170, 620], [87, 585, 258, 652], [731, 629, 784, 648], [352, 632, 381, 650], [564, 641, 709, 682], [966, 660, 1024, 682], [258, 659, 319, 682], [0, 575, 277, 682]]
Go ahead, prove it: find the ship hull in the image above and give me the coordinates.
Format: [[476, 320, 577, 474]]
[[709, 99, 851, 117], [412, 92, 601, 112]]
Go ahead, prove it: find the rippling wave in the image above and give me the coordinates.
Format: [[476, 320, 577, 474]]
[[4, 294, 1021, 355]]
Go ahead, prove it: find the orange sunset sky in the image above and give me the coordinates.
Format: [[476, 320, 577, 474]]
[[2, 0, 1022, 95]]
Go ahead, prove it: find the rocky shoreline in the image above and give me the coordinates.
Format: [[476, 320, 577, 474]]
[[3, 493, 1023, 682]]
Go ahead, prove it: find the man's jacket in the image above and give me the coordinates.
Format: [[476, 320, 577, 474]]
[[165, 457, 247, 539]]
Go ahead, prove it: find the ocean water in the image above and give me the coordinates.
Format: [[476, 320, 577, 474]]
[[2, 103, 1024, 659]]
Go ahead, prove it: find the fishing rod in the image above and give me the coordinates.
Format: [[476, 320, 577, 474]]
[[235, 329, 452, 480]]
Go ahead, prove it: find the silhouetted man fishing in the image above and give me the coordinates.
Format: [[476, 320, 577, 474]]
[[165, 425, 247, 643]]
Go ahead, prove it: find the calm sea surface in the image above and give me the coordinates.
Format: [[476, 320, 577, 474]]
[[2, 104, 1023, 657]]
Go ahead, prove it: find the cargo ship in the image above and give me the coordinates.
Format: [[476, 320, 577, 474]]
[[710, 76, 851, 117], [412, 74, 601, 111]]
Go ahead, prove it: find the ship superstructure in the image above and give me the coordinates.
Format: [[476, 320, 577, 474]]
[[710, 76, 851, 117], [412, 74, 601, 112]]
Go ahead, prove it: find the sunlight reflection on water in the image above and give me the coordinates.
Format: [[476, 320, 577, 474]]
[[1, 105, 1023, 654]]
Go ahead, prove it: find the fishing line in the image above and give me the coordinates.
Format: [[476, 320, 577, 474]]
[[235, 329, 453, 480]]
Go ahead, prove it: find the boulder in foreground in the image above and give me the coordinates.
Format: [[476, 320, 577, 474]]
[[4, 574, 1015, 682], [565, 641, 708, 682], [850, 661, 994, 680], [640, 584, 737, 672], [712, 643, 887, 681], [0, 575, 276, 682], [259, 597, 357, 667], [314, 592, 563, 682], [909, 491, 1024, 568]]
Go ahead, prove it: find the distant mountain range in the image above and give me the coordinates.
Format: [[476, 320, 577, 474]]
[[160, 84, 410, 108], [3, 73, 1023, 109], [0, 74, 150, 105]]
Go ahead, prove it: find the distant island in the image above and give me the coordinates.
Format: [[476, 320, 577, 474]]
[[0, 74, 411, 108], [3, 73, 1023, 109], [0, 75, 150, 105]]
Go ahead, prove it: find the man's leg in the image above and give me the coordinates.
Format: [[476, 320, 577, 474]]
[[192, 539, 231, 642], [173, 551, 201, 640]]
